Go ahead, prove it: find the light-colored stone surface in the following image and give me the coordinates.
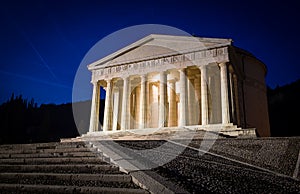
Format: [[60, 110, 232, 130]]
[[87, 34, 270, 137]]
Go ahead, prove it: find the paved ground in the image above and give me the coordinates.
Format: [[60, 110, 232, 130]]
[[91, 137, 300, 193]]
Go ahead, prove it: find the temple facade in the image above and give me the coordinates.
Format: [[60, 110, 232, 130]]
[[87, 34, 270, 137]]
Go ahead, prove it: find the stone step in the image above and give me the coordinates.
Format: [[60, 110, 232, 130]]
[[0, 172, 132, 184], [0, 141, 88, 149], [0, 141, 148, 193], [0, 151, 98, 159], [0, 164, 121, 174], [0, 184, 148, 194], [0, 147, 97, 154], [0, 157, 108, 164]]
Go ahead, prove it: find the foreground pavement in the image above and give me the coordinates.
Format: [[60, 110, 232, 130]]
[[73, 128, 300, 193], [90, 138, 300, 193]]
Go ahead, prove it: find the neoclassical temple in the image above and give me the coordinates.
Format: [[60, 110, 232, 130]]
[[87, 34, 270, 137]]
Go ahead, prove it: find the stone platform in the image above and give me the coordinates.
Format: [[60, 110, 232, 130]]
[[66, 125, 256, 142]]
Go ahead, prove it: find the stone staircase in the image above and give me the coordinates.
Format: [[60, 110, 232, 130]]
[[0, 142, 148, 194]]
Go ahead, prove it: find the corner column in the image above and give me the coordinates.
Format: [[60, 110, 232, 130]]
[[89, 81, 100, 132], [179, 68, 187, 126], [159, 71, 168, 127], [219, 62, 230, 124], [200, 65, 209, 125], [103, 79, 113, 131]]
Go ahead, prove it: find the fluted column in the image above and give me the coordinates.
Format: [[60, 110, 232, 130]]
[[188, 78, 195, 125], [121, 77, 129, 130], [159, 71, 168, 127], [200, 65, 209, 125], [134, 85, 141, 129], [179, 69, 187, 126], [103, 79, 113, 131], [140, 74, 147, 129], [112, 88, 120, 131], [168, 79, 177, 127], [89, 81, 100, 132], [194, 75, 201, 125], [220, 62, 230, 124]]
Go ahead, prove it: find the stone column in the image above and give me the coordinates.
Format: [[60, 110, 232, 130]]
[[188, 78, 195, 125], [121, 77, 129, 130], [159, 71, 168, 127], [89, 81, 100, 132], [140, 74, 147, 129], [168, 79, 177, 127], [194, 75, 201, 125], [103, 79, 113, 131], [112, 88, 120, 131], [219, 62, 230, 124], [200, 65, 209, 125], [134, 85, 141, 129], [179, 69, 187, 127]]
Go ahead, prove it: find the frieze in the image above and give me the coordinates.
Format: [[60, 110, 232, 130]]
[[92, 46, 229, 81]]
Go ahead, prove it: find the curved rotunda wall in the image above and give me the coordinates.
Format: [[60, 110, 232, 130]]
[[242, 55, 270, 137]]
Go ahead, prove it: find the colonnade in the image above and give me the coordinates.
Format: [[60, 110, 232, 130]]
[[89, 62, 239, 132]]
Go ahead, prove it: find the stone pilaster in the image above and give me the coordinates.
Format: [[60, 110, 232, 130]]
[[233, 74, 241, 126], [89, 81, 100, 132], [229, 70, 236, 124]]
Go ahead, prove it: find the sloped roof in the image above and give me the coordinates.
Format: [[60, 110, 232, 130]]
[[88, 34, 232, 70]]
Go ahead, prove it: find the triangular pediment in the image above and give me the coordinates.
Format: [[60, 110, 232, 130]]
[[88, 34, 232, 70]]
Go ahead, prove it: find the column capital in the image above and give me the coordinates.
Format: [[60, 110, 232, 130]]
[[120, 75, 129, 80], [105, 78, 112, 82], [140, 74, 148, 81], [168, 78, 178, 83], [91, 80, 98, 85], [218, 62, 227, 68], [159, 71, 168, 76], [199, 65, 207, 70]]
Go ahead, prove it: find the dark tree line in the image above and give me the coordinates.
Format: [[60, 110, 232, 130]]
[[0, 94, 79, 144]]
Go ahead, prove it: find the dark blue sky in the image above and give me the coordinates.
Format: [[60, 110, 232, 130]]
[[0, 0, 299, 105]]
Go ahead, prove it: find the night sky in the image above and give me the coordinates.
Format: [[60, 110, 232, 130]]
[[0, 0, 299, 105]]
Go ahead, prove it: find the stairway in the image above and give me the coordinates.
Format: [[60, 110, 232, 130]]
[[0, 142, 148, 194]]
